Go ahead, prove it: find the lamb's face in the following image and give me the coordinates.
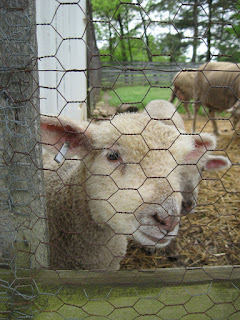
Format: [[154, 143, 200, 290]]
[[84, 113, 194, 249], [41, 113, 221, 253]]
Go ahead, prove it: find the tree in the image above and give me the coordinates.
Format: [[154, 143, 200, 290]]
[[91, 0, 238, 63], [91, 0, 120, 60], [92, 0, 161, 62], [206, 0, 213, 61], [157, 33, 189, 62], [135, 0, 153, 62], [192, 0, 199, 62], [209, 0, 239, 61], [170, 1, 204, 62]]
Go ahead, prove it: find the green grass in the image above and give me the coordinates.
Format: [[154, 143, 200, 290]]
[[105, 85, 192, 115], [106, 86, 173, 110], [104, 86, 230, 116]]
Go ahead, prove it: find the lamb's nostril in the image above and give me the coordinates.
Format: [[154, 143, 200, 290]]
[[182, 201, 194, 212], [152, 214, 179, 232], [153, 213, 167, 227], [153, 213, 160, 223]]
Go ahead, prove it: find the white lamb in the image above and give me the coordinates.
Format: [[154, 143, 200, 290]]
[[41, 113, 219, 270], [143, 99, 231, 215]]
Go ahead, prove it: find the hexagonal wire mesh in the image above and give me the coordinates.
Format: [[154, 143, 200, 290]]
[[0, 0, 240, 319]]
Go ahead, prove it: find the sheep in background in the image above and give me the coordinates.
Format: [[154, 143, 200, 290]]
[[143, 99, 231, 215], [193, 61, 240, 135], [227, 105, 240, 130], [41, 113, 216, 270], [169, 69, 196, 119]]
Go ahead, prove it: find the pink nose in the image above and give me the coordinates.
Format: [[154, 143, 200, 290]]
[[153, 214, 179, 232], [182, 200, 194, 213]]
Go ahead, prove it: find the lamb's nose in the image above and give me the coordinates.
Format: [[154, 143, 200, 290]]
[[182, 200, 194, 213], [153, 214, 179, 232]]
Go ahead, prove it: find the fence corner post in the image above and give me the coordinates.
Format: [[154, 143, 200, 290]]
[[0, 0, 49, 270]]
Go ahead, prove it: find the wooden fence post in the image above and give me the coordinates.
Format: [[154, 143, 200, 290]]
[[0, 0, 49, 269]]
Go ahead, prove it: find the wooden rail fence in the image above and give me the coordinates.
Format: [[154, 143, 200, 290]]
[[101, 62, 200, 87]]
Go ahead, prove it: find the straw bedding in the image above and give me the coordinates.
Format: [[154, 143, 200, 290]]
[[121, 116, 240, 269]]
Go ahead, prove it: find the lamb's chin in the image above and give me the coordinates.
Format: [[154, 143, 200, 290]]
[[133, 230, 172, 248]]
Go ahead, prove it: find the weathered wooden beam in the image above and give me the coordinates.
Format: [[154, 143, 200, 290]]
[[0, 0, 48, 270], [2, 265, 239, 287]]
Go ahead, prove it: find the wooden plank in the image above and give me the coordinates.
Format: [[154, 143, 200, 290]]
[[2, 265, 240, 318], [4, 265, 239, 287], [2, 268, 240, 319]]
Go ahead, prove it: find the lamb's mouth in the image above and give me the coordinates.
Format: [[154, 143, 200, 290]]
[[140, 231, 170, 245]]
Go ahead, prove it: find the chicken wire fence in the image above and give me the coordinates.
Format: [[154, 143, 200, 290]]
[[0, 0, 240, 319]]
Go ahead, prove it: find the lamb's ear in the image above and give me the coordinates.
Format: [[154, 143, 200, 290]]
[[40, 116, 91, 158], [184, 133, 217, 163], [203, 155, 231, 171]]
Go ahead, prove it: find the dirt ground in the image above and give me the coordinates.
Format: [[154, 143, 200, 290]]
[[120, 115, 240, 270]]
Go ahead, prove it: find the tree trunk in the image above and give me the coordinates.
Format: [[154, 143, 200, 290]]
[[86, 0, 102, 114], [125, 7, 133, 62], [139, 7, 152, 62], [206, 0, 212, 61], [117, 13, 128, 61], [192, 0, 199, 62], [108, 22, 113, 62]]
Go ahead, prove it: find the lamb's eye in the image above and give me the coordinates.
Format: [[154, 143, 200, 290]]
[[107, 150, 120, 161]]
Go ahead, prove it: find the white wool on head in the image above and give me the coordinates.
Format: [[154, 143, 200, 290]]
[[143, 99, 185, 131]]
